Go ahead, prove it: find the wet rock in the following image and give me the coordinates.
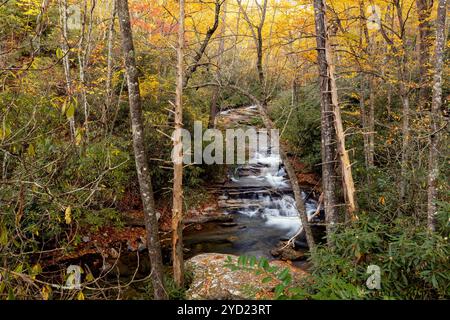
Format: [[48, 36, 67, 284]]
[[226, 236, 239, 242], [184, 214, 233, 224], [294, 240, 308, 249], [270, 241, 306, 261], [219, 222, 238, 227], [203, 206, 216, 212], [194, 224, 203, 231], [185, 253, 308, 300]]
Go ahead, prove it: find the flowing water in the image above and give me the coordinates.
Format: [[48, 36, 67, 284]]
[[184, 106, 319, 259]]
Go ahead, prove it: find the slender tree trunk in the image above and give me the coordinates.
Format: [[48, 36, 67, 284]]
[[172, 0, 185, 288], [292, 77, 299, 106], [209, 90, 219, 128], [360, 76, 375, 170], [77, 0, 88, 140], [325, 35, 358, 220], [427, 0, 447, 231], [393, 0, 412, 204], [358, 1, 375, 169], [59, 0, 75, 140], [237, 0, 267, 102], [416, 0, 434, 108], [209, 0, 227, 128], [368, 76, 375, 167], [117, 0, 167, 299], [399, 81, 410, 202], [256, 0, 267, 100], [33, 0, 51, 51], [183, 0, 221, 88], [359, 77, 370, 168], [313, 0, 340, 246], [104, 0, 116, 129]]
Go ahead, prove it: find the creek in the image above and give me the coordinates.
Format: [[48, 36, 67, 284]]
[[183, 106, 320, 261]]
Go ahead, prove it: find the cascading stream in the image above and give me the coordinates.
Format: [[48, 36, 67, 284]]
[[183, 106, 318, 259]]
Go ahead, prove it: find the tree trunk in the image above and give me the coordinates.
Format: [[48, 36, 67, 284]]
[[104, 0, 116, 129], [399, 84, 410, 202], [292, 77, 299, 106], [360, 75, 375, 171], [183, 0, 222, 88], [77, 0, 94, 141], [313, 0, 340, 246], [359, 77, 370, 169], [416, 0, 434, 108], [209, 0, 227, 128], [368, 77, 375, 167], [209, 91, 219, 128], [358, 1, 375, 169], [33, 0, 51, 51], [256, 0, 267, 100], [427, 0, 447, 231], [117, 0, 167, 300], [58, 0, 75, 140], [395, 0, 411, 204], [325, 36, 358, 221], [172, 0, 185, 288], [237, 0, 267, 102]]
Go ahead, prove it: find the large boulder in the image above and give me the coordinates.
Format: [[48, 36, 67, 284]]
[[185, 253, 308, 300]]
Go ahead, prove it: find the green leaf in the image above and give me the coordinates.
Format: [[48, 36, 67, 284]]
[[277, 268, 290, 281], [262, 276, 272, 284], [0, 280, 5, 295], [282, 274, 292, 286], [86, 273, 95, 282], [56, 47, 64, 59], [7, 288, 15, 300], [238, 255, 247, 267], [431, 274, 438, 288], [14, 264, 23, 274], [258, 258, 270, 271], [66, 103, 75, 119], [0, 224, 8, 245], [27, 144, 35, 157], [274, 284, 285, 297]]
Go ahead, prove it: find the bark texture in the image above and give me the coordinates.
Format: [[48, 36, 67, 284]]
[[313, 0, 340, 245], [117, 0, 167, 299], [172, 0, 186, 288]]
